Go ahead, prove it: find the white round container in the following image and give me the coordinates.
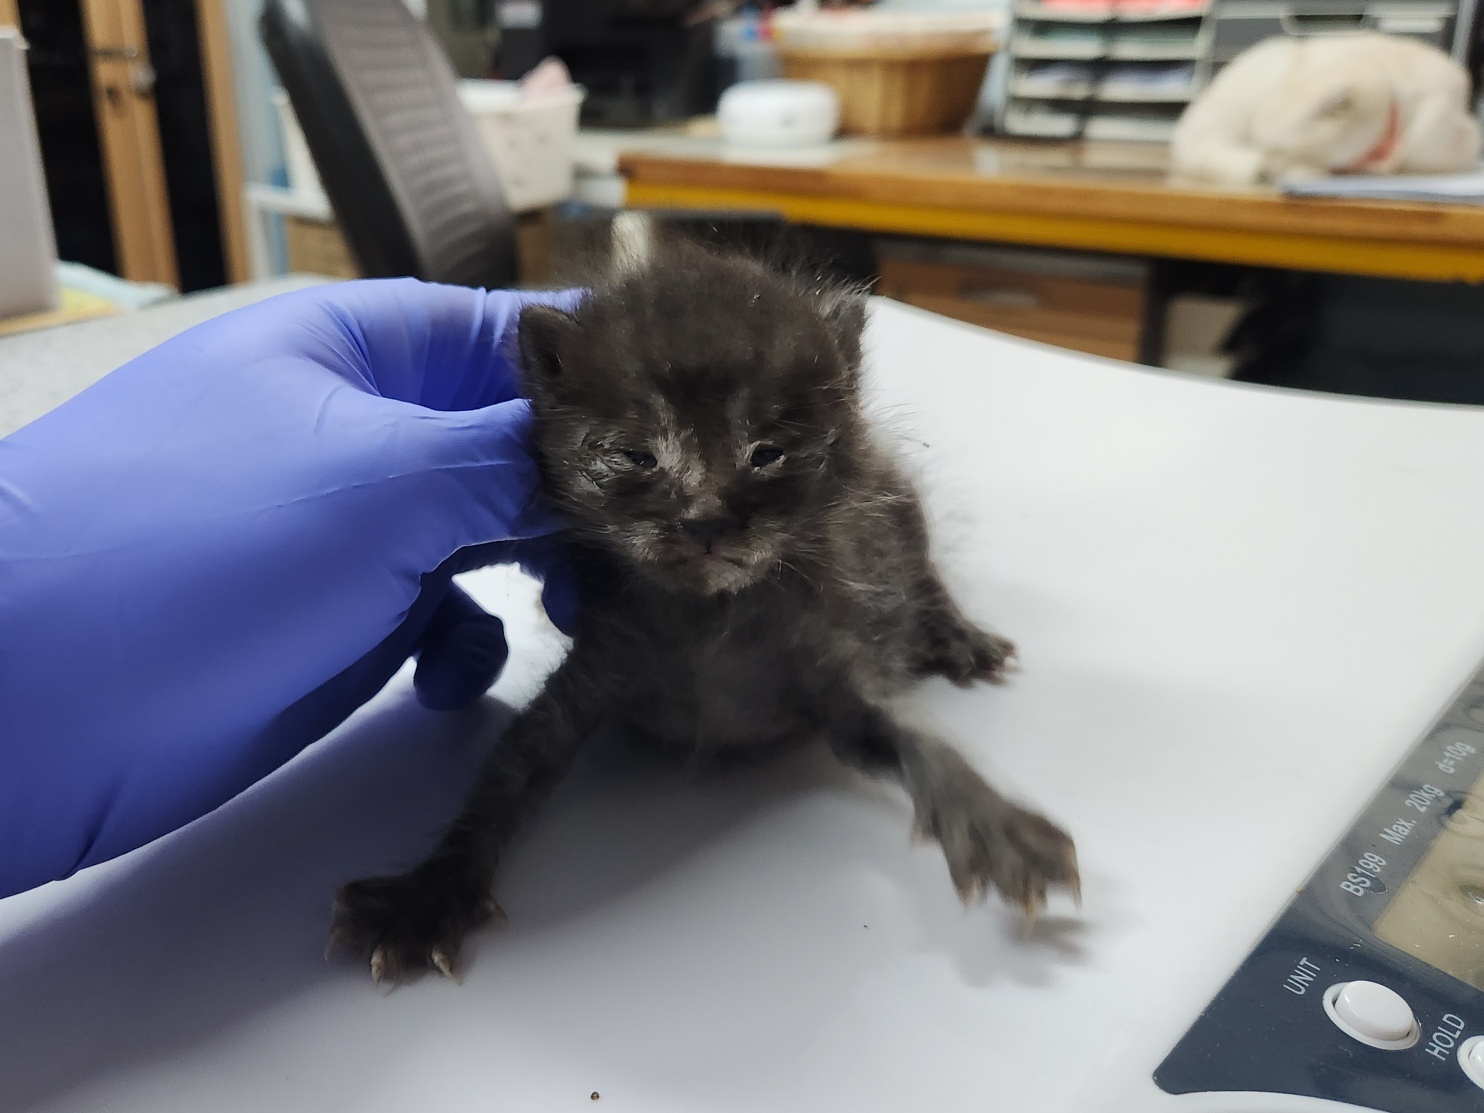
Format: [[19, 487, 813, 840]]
[[717, 80, 840, 148]]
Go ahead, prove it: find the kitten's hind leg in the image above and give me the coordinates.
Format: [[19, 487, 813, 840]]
[[331, 652, 608, 983], [819, 690, 1078, 915]]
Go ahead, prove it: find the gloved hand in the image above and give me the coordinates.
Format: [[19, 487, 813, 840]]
[[0, 278, 578, 900]]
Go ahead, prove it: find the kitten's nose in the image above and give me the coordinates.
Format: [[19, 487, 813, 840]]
[[681, 518, 734, 551]]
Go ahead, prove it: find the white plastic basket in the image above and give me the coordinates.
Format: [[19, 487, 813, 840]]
[[457, 79, 585, 213], [271, 81, 585, 214]]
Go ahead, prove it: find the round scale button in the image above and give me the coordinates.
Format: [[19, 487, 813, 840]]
[[1460, 1035, 1484, 1091], [1322, 981, 1419, 1049]]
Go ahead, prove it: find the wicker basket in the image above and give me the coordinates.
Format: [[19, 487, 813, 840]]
[[780, 43, 993, 137], [771, 10, 996, 137]]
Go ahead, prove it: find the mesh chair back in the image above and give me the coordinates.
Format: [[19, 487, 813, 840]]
[[261, 0, 517, 287]]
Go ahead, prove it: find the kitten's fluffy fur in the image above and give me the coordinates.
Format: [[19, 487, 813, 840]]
[[1171, 33, 1479, 187], [331, 246, 1079, 982]]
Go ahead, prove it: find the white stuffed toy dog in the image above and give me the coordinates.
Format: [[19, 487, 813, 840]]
[[1171, 33, 1480, 186]]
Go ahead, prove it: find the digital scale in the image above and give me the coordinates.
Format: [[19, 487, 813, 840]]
[[1154, 662, 1484, 1112], [12, 297, 1484, 1113]]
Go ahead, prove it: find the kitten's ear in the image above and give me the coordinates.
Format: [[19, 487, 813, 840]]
[[517, 304, 580, 392], [820, 291, 867, 370]]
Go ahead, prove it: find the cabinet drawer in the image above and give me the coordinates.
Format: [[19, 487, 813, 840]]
[[877, 256, 1146, 362]]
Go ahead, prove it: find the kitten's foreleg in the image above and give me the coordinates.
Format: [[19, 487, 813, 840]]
[[875, 488, 1014, 685], [330, 652, 607, 983], [819, 690, 1078, 914], [911, 569, 1017, 686]]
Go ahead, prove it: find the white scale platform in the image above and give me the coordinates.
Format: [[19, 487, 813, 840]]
[[6, 298, 1484, 1113]]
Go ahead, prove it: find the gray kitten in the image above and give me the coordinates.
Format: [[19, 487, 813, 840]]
[[331, 246, 1079, 982]]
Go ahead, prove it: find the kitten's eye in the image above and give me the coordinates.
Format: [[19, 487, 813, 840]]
[[622, 449, 657, 469], [750, 445, 785, 469]]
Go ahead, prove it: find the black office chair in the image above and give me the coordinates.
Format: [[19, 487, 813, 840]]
[[259, 0, 870, 289], [261, 0, 518, 287]]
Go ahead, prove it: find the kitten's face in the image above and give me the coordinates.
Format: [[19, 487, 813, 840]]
[[519, 253, 865, 595]]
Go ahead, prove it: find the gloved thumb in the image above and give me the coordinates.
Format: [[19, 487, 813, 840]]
[[387, 394, 566, 564]]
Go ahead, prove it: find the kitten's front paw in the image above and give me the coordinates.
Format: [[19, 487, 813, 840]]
[[918, 784, 1079, 915], [921, 618, 1016, 687], [330, 860, 499, 985]]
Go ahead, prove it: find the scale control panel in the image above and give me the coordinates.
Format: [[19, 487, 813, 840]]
[[1156, 664, 1484, 1112]]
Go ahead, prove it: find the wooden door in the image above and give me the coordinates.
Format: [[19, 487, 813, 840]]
[[79, 0, 178, 286], [194, 0, 248, 284]]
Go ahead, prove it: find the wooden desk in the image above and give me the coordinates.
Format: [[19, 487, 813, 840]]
[[620, 137, 1484, 284], [0, 288, 121, 339]]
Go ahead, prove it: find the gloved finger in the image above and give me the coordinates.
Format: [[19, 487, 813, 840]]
[[294, 279, 584, 410], [413, 583, 511, 711], [372, 394, 565, 559]]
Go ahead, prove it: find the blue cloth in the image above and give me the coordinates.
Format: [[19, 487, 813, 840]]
[[0, 279, 577, 899]]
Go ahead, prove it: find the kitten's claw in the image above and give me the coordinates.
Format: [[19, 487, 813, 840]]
[[918, 783, 1079, 916], [920, 618, 1017, 687], [975, 633, 1018, 681], [331, 864, 493, 986], [480, 897, 508, 927]]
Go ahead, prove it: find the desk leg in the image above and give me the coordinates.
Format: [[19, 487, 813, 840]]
[[1139, 260, 1168, 369]]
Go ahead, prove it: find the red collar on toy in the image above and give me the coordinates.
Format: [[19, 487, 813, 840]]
[[1345, 100, 1402, 173]]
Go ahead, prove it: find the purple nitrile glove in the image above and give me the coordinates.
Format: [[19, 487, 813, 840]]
[[0, 278, 579, 900]]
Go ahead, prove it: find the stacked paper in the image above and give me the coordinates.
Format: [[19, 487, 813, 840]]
[[1281, 167, 1484, 203]]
